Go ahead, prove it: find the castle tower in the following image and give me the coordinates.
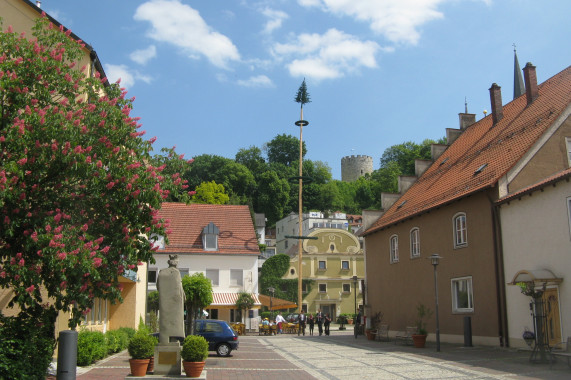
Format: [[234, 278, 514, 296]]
[[341, 155, 373, 182]]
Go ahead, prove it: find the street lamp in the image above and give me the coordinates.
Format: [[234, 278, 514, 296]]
[[268, 287, 275, 322], [429, 254, 442, 352]]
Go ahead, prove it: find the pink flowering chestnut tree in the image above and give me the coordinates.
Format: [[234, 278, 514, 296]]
[[0, 14, 191, 353]]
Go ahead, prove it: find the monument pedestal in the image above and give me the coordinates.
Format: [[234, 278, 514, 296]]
[[153, 343, 182, 376]]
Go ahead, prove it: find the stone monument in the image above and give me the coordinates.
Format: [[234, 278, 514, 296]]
[[154, 254, 185, 375]]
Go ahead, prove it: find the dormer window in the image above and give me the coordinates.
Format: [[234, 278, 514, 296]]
[[202, 222, 219, 251]]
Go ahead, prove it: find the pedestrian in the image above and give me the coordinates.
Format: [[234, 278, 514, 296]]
[[275, 312, 286, 334], [324, 313, 331, 336], [308, 314, 315, 336], [316, 309, 324, 336], [297, 310, 307, 336]]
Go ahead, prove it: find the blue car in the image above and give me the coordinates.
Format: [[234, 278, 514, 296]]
[[151, 319, 238, 357], [194, 319, 238, 357]]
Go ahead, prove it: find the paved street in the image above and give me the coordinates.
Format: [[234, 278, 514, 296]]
[[65, 328, 570, 380]]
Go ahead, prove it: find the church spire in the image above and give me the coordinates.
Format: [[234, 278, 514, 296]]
[[513, 44, 525, 99]]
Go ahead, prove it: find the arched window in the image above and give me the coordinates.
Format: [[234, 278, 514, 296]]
[[390, 235, 399, 263], [453, 213, 467, 248], [410, 228, 420, 258]]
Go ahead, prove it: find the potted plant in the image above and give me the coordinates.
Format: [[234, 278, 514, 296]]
[[365, 311, 383, 341], [127, 331, 156, 376], [181, 335, 209, 378], [337, 314, 348, 330], [412, 303, 433, 348]]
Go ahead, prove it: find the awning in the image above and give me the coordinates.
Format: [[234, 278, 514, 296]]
[[258, 294, 297, 310], [508, 269, 563, 286], [208, 293, 262, 310]]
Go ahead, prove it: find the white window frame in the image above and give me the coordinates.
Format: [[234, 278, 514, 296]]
[[566, 137, 571, 167], [203, 234, 218, 251], [341, 260, 350, 270], [179, 268, 189, 279], [410, 228, 420, 258], [451, 276, 474, 313], [230, 269, 243, 287], [453, 212, 468, 248], [342, 283, 351, 293], [318, 283, 327, 293], [318, 260, 327, 270], [205, 269, 219, 286], [390, 235, 399, 263]]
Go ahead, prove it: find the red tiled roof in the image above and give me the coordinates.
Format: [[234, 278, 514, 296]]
[[157, 203, 259, 255], [365, 65, 571, 235], [496, 167, 571, 205]]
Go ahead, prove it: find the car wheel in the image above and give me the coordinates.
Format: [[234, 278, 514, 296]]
[[216, 343, 231, 357]]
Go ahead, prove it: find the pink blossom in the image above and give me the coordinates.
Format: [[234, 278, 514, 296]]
[[57, 252, 66, 260], [93, 257, 102, 268], [0, 271, 5, 278], [106, 182, 115, 190], [17, 157, 27, 165], [60, 281, 67, 289], [26, 285, 35, 294], [81, 224, 88, 232], [18, 259, 25, 267]]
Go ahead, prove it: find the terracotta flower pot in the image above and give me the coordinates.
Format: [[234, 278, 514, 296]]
[[412, 334, 427, 348], [183, 360, 205, 378], [129, 358, 149, 377], [365, 329, 376, 341], [146, 356, 154, 374]]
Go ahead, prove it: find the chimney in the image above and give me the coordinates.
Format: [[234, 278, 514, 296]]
[[523, 62, 539, 105], [489, 83, 503, 124]]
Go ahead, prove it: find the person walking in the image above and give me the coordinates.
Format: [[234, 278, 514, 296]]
[[324, 313, 331, 336], [297, 310, 307, 336], [316, 309, 324, 336], [275, 313, 286, 334], [308, 314, 315, 336]]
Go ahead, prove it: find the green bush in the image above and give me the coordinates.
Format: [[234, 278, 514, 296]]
[[127, 331, 156, 359], [0, 313, 56, 380], [181, 335, 208, 362], [105, 329, 129, 354], [77, 330, 107, 366], [118, 326, 137, 341]]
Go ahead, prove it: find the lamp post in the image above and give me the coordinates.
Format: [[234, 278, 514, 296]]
[[429, 254, 442, 352], [268, 287, 275, 322]]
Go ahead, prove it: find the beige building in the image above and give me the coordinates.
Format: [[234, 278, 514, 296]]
[[283, 228, 364, 320]]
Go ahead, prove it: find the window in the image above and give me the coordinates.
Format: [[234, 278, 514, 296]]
[[318, 260, 327, 270], [451, 277, 474, 313], [230, 269, 243, 287], [342, 283, 351, 293], [179, 268, 189, 279], [566, 137, 571, 166], [285, 240, 288, 249], [149, 234, 165, 249], [453, 213, 467, 248], [390, 235, 399, 263], [205, 269, 219, 286], [202, 222, 219, 251], [341, 260, 350, 270], [410, 228, 420, 258], [318, 283, 327, 293], [148, 268, 157, 283], [290, 268, 295, 275], [302, 283, 308, 293]]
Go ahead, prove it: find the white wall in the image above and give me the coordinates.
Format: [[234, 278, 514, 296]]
[[499, 180, 571, 347]]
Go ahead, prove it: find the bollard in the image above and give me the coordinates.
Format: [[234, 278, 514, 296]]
[[463, 316, 473, 347], [57, 330, 78, 380]]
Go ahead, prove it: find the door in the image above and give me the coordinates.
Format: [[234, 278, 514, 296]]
[[543, 288, 561, 346]]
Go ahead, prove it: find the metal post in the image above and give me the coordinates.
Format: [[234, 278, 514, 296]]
[[57, 330, 77, 380], [429, 254, 442, 352]]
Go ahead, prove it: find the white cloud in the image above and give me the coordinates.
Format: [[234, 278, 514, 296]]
[[237, 75, 274, 87], [261, 8, 289, 34], [298, 0, 446, 45], [104, 64, 153, 89], [272, 29, 381, 80], [134, 0, 240, 69], [130, 45, 157, 65]]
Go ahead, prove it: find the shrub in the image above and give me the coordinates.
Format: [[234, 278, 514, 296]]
[[105, 330, 126, 354], [77, 330, 106, 366], [118, 327, 137, 341], [181, 335, 209, 362], [127, 331, 156, 359]]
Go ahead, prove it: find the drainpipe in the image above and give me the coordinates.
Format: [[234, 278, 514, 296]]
[[488, 194, 509, 347]]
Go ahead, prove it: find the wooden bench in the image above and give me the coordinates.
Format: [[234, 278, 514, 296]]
[[394, 326, 416, 345], [550, 337, 571, 369]]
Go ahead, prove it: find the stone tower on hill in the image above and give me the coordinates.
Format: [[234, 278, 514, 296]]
[[341, 155, 373, 182]]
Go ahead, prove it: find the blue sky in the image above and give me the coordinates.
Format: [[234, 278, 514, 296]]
[[42, 0, 571, 180]]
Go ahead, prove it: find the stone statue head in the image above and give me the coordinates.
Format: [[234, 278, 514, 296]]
[[167, 254, 178, 268]]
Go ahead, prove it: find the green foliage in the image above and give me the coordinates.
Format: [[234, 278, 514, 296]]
[[127, 330, 156, 359], [105, 329, 130, 354], [192, 181, 230, 204], [0, 312, 56, 379], [181, 335, 209, 362], [148, 311, 159, 333], [264, 134, 307, 166], [148, 290, 159, 312], [415, 304, 433, 335], [254, 171, 290, 225], [117, 327, 137, 341], [77, 330, 107, 366], [182, 273, 213, 334], [260, 254, 290, 278], [294, 78, 311, 107], [259, 254, 313, 303], [235, 292, 255, 323], [235, 146, 267, 176]]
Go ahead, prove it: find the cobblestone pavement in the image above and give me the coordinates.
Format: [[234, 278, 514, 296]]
[[52, 327, 570, 379]]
